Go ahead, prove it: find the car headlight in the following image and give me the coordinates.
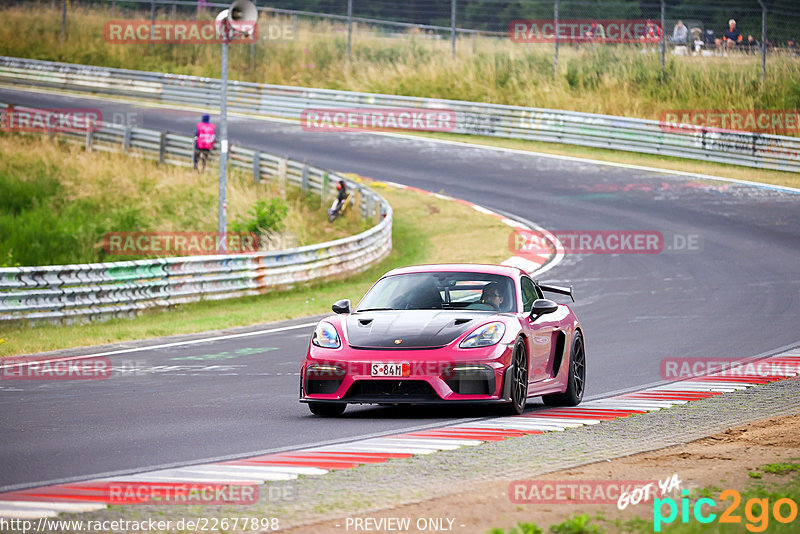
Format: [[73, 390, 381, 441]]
[[311, 322, 341, 348], [306, 363, 345, 377], [459, 322, 506, 348]]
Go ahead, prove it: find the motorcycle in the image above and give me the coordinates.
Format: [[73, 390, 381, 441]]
[[328, 193, 351, 222]]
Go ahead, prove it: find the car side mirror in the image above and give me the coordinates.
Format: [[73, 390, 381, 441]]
[[332, 299, 351, 314], [529, 298, 558, 321]]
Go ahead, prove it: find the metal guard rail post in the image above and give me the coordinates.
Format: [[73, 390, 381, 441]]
[[0, 55, 797, 173]]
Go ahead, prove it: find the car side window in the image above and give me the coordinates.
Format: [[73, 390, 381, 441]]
[[521, 277, 539, 313]]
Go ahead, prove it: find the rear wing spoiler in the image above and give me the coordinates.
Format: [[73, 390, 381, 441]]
[[536, 282, 574, 302]]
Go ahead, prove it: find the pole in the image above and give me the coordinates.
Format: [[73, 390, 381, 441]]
[[346, 0, 353, 61], [758, 0, 766, 83], [218, 40, 229, 254], [660, 0, 665, 84], [250, 1, 257, 71], [451, 0, 456, 60], [553, 0, 559, 78]]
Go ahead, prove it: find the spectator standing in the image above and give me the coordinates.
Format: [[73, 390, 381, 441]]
[[194, 114, 216, 172]]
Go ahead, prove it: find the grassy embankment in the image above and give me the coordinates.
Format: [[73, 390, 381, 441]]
[[0, 133, 365, 267], [0, 133, 513, 356], [0, 4, 798, 188]]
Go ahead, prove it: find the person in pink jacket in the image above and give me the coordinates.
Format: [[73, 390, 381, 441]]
[[194, 114, 216, 172]]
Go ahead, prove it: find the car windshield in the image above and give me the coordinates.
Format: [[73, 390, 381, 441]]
[[357, 272, 517, 312]]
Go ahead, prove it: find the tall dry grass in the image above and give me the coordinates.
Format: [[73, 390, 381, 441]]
[[1, 3, 798, 121]]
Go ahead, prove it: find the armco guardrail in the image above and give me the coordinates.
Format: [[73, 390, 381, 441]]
[[1, 56, 798, 172], [0, 101, 392, 323]]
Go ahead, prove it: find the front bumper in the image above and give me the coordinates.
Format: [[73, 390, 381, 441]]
[[300, 343, 514, 404]]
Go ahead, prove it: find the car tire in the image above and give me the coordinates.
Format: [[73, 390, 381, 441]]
[[499, 338, 528, 416], [308, 402, 346, 417], [542, 331, 585, 407]]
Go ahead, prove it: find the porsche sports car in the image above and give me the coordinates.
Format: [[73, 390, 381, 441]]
[[299, 264, 585, 417]]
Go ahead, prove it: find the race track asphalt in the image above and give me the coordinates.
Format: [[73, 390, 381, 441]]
[[1, 88, 798, 491]]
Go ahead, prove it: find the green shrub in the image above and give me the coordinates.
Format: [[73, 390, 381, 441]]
[[549, 514, 604, 534], [489, 522, 543, 534], [231, 197, 288, 234]]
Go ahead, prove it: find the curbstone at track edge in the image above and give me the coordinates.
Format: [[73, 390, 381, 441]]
[[1, 350, 797, 518], [368, 177, 564, 278]]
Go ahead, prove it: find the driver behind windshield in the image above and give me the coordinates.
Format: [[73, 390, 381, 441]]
[[480, 282, 505, 311]]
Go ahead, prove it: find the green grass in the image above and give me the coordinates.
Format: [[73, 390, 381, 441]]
[[490, 515, 605, 534], [1, 4, 799, 127], [550, 514, 605, 534], [0, 156, 143, 266], [761, 463, 800, 475], [490, 522, 544, 534]]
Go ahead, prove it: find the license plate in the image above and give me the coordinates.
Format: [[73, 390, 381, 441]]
[[371, 363, 410, 377]]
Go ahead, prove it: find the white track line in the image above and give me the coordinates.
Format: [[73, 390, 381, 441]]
[[512, 414, 601, 425], [352, 438, 464, 451], [307, 445, 438, 454], [0, 322, 317, 371], [0, 507, 59, 519], [0, 501, 106, 513]]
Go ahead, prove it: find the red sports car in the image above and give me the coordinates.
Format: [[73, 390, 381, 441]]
[[300, 264, 585, 416]]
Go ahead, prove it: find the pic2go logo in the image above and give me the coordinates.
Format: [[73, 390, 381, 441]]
[[654, 489, 799, 532]]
